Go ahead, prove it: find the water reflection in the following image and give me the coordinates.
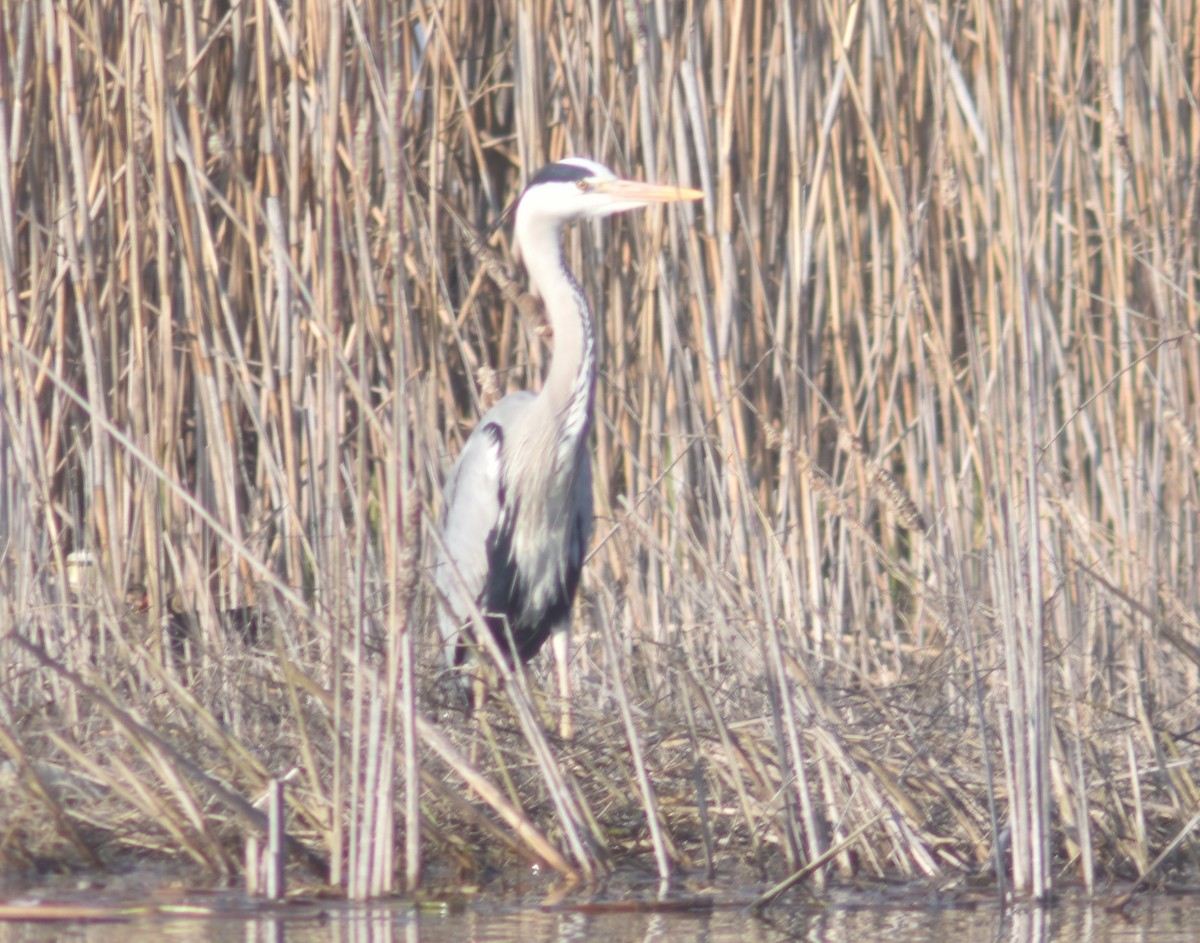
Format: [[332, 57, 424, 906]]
[[3, 895, 1200, 943]]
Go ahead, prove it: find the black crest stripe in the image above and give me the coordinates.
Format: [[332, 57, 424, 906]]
[[528, 162, 592, 187]]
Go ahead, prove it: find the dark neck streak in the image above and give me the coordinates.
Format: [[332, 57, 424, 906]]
[[552, 266, 596, 463], [524, 236, 597, 473]]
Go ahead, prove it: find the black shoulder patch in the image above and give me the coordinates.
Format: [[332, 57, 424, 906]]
[[481, 422, 506, 506], [481, 421, 505, 451], [528, 161, 592, 187]]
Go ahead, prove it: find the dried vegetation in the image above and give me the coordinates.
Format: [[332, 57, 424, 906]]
[[2, 0, 1200, 902]]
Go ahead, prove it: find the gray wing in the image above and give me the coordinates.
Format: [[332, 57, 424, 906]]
[[434, 393, 534, 668]]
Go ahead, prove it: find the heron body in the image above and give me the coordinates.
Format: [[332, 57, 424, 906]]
[[438, 390, 593, 665], [436, 158, 701, 736]]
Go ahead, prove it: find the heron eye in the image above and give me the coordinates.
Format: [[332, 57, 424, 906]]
[[576, 179, 590, 192]]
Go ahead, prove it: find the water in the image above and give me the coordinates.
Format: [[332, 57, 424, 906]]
[[3, 888, 1200, 943]]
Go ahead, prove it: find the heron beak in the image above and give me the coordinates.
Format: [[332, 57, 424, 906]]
[[592, 178, 704, 204]]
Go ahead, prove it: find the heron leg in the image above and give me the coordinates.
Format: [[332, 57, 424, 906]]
[[471, 670, 488, 718], [551, 624, 573, 740]]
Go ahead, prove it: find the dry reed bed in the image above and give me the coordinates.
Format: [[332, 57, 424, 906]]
[[2, 0, 1199, 900]]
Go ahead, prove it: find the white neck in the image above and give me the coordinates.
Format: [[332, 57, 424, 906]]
[[516, 218, 596, 459]]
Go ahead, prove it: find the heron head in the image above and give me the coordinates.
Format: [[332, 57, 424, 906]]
[[512, 158, 701, 261]]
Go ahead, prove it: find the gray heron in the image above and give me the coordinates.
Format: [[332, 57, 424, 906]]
[[435, 157, 701, 738]]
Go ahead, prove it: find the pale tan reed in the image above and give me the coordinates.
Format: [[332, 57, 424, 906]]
[[1, 0, 1199, 901]]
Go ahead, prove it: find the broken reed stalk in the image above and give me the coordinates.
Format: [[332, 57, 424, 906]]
[[2, 0, 1199, 897], [751, 811, 886, 913]]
